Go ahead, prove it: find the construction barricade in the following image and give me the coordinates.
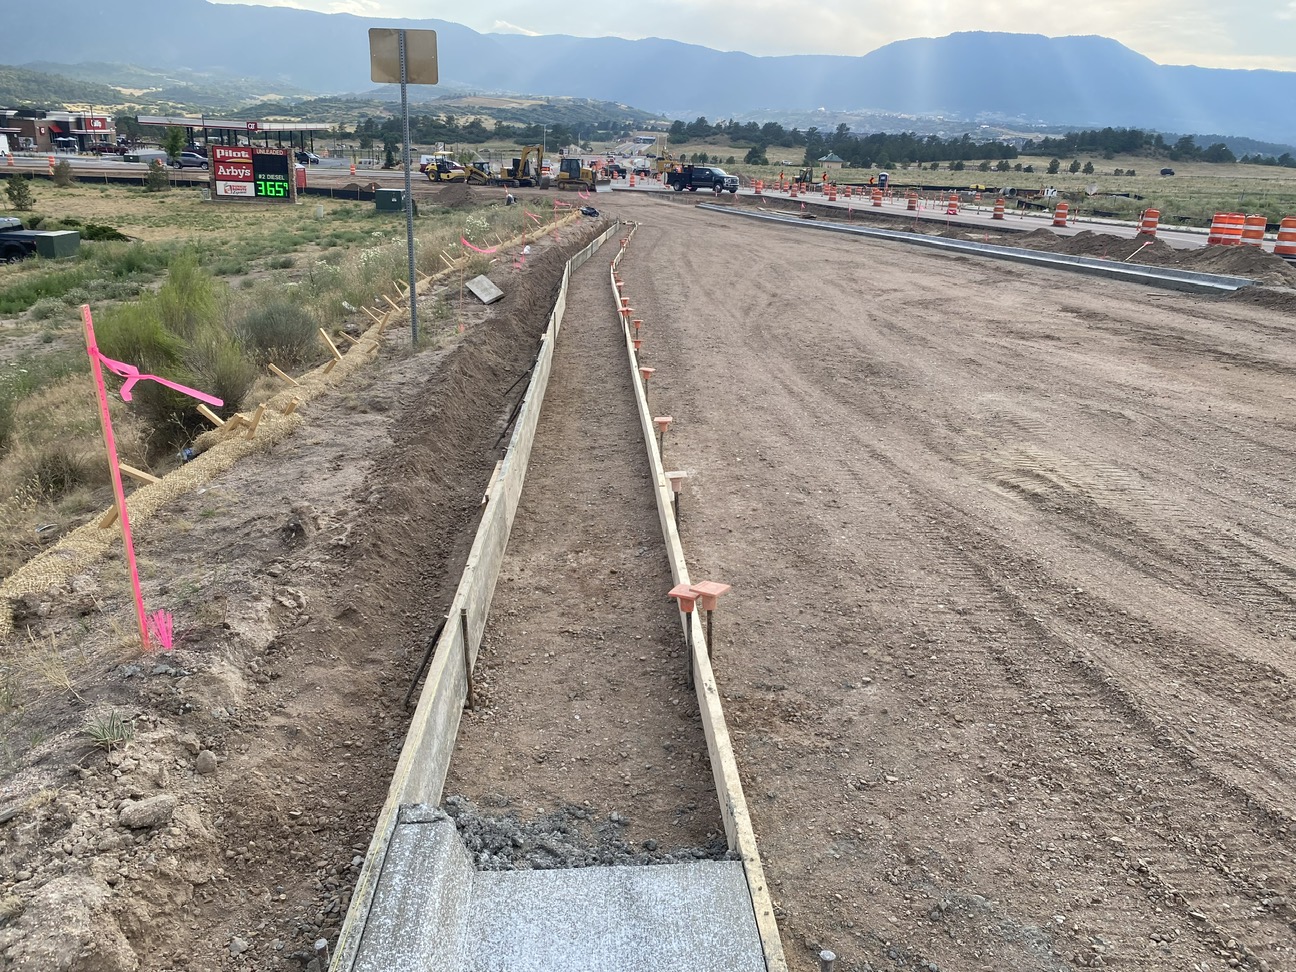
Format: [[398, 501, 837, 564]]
[[1137, 209, 1160, 237]]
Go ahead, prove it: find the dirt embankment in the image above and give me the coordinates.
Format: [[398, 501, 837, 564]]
[[0, 219, 604, 972]]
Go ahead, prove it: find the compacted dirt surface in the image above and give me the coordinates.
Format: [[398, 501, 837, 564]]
[[4, 186, 1296, 972], [608, 193, 1296, 972]]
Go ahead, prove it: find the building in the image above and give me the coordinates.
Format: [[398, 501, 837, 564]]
[[817, 152, 846, 171], [0, 108, 115, 152], [136, 115, 331, 153]]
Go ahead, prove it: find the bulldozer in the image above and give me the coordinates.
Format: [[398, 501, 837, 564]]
[[554, 157, 597, 192]]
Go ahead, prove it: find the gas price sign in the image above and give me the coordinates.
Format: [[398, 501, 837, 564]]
[[211, 146, 294, 202]]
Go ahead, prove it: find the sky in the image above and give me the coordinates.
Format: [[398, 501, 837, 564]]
[[212, 0, 1296, 72]]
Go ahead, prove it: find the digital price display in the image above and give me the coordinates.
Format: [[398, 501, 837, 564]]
[[212, 146, 294, 203], [253, 151, 291, 199]]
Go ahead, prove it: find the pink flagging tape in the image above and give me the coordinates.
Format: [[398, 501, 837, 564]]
[[460, 237, 498, 254], [82, 304, 222, 651], [553, 199, 572, 209], [524, 209, 542, 223], [147, 610, 174, 650], [95, 352, 224, 408]]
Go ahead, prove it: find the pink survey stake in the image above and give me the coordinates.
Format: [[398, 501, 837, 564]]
[[81, 304, 223, 650]]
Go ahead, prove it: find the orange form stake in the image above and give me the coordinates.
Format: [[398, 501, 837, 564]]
[[83, 304, 150, 650]]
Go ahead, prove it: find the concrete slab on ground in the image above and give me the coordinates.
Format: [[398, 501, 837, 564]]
[[350, 816, 765, 972]]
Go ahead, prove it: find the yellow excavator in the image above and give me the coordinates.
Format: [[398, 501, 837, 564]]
[[554, 157, 598, 191], [491, 145, 543, 187]]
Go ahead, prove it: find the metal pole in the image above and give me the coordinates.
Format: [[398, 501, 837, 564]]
[[460, 607, 475, 710], [399, 29, 419, 345], [706, 609, 714, 660]]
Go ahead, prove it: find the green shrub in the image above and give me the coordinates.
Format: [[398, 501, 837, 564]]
[[51, 160, 75, 187], [23, 441, 95, 498], [4, 176, 34, 211], [154, 252, 220, 340], [144, 160, 169, 193], [234, 296, 319, 367], [82, 223, 128, 242], [186, 332, 255, 414]]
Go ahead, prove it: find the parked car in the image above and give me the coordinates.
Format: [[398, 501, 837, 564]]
[[296, 151, 321, 165], [171, 151, 209, 169]]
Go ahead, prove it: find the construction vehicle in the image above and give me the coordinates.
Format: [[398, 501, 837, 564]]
[[554, 157, 598, 191], [493, 145, 544, 187], [420, 156, 467, 182]]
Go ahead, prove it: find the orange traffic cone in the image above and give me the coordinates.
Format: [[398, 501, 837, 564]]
[[350, 163, 356, 176]]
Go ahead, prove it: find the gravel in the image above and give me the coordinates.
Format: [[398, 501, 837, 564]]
[[438, 795, 734, 871]]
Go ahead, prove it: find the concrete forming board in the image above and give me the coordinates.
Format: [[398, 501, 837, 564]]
[[352, 819, 764, 972], [468, 860, 764, 972]]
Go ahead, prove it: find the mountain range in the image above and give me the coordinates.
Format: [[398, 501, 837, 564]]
[[9, 0, 1296, 143]]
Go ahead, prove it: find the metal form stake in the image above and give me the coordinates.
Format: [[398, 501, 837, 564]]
[[668, 584, 699, 690], [690, 581, 731, 662], [459, 607, 475, 710], [399, 29, 419, 345]]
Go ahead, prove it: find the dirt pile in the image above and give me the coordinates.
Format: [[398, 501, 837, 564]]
[[434, 182, 480, 209]]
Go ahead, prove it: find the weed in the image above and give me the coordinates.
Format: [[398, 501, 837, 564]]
[[233, 296, 320, 367], [21, 440, 95, 498], [82, 711, 134, 751]]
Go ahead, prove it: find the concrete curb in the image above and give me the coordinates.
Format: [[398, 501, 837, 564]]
[[609, 229, 789, 972], [697, 204, 1257, 294]]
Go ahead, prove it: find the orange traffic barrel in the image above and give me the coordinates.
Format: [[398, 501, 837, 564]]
[[1219, 212, 1245, 245], [754, 179, 762, 195], [872, 188, 883, 207], [992, 198, 1005, 220], [907, 191, 918, 211], [826, 185, 837, 201], [1138, 209, 1160, 237], [1275, 216, 1296, 261], [946, 193, 959, 215], [1052, 202, 1069, 226], [1241, 214, 1267, 246], [1207, 213, 1227, 245]]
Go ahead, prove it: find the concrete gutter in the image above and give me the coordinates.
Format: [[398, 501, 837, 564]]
[[697, 204, 1256, 294]]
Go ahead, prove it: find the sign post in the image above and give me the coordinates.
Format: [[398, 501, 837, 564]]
[[369, 27, 438, 345]]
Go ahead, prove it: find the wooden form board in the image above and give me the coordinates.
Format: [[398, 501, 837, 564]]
[[334, 223, 619, 972], [609, 230, 789, 972]]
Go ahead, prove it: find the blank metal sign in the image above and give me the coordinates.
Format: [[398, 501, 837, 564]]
[[369, 28, 438, 85]]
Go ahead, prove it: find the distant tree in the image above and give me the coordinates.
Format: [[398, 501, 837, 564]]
[[1127, 169, 1137, 176], [1013, 162, 1022, 172], [163, 126, 186, 160], [996, 159, 1010, 172], [1068, 158, 1082, 173], [52, 159, 75, 187], [144, 160, 169, 193], [115, 114, 143, 144], [5, 174, 34, 210], [1201, 142, 1236, 163], [1082, 160, 1095, 174], [669, 120, 687, 143], [744, 145, 768, 165], [726, 156, 736, 165], [1113, 168, 1125, 176], [1022, 164, 1034, 173], [695, 152, 709, 164], [951, 160, 965, 171], [978, 160, 991, 172], [1047, 158, 1060, 174]]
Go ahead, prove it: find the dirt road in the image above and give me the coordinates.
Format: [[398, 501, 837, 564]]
[[599, 194, 1296, 971]]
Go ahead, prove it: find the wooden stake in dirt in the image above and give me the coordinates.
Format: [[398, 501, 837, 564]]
[[196, 403, 225, 427], [318, 327, 344, 373], [243, 404, 267, 440], [268, 363, 299, 386], [118, 463, 160, 485]]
